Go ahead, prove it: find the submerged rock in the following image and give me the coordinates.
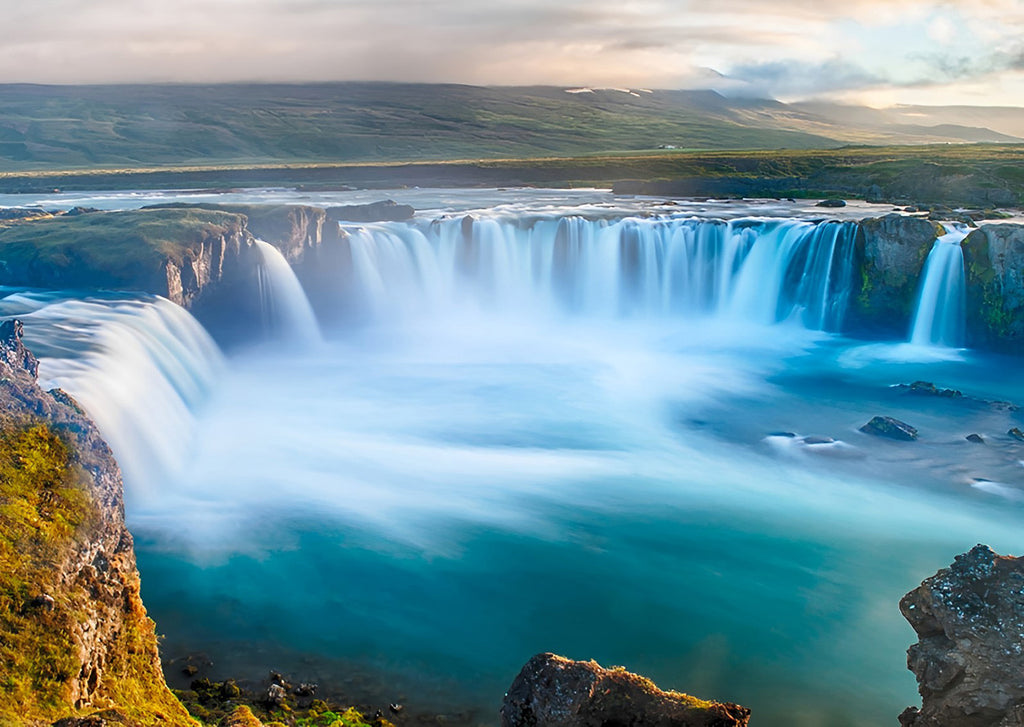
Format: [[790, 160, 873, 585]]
[[860, 416, 919, 441], [900, 545, 1024, 727], [1009, 427, 1024, 442], [965, 433, 985, 444], [500, 653, 750, 727], [901, 381, 964, 398]]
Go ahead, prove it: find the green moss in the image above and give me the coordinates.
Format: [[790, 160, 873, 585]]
[[0, 424, 91, 720], [0, 422, 195, 726], [175, 680, 385, 727]]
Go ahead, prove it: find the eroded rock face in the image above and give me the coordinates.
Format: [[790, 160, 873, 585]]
[[500, 653, 750, 727], [900, 545, 1024, 727], [0, 320, 191, 724], [962, 224, 1024, 353], [849, 214, 943, 337]]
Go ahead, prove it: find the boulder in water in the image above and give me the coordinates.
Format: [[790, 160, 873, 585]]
[[965, 433, 985, 444], [903, 381, 963, 398], [816, 198, 846, 208], [900, 545, 1024, 727], [1009, 427, 1024, 442], [500, 653, 751, 727], [860, 416, 918, 441]]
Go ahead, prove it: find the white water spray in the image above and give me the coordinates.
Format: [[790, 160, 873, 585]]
[[341, 216, 859, 331], [5, 293, 224, 500], [910, 224, 968, 347], [254, 240, 322, 346]]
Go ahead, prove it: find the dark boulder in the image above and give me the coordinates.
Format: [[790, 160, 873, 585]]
[[816, 198, 846, 208], [500, 653, 750, 727], [900, 545, 1024, 727], [1009, 428, 1024, 442], [965, 433, 985, 444], [860, 416, 918, 441]]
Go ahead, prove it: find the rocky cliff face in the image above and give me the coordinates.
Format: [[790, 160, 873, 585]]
[[0, 319, 192, 726], [962, 224, 1024, 353], [848, 214, 945, 337], [900, 545, 1024, 727], [501, 653, 750, 727]]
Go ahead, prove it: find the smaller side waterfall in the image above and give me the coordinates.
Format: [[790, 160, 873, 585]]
[[254, 240, 322, 346], [909, 225, 968, 347]]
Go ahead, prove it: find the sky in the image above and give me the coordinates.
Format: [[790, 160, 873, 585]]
[[2, 0, 1024, 107]]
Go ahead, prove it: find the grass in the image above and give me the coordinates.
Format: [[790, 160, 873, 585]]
[[0, 208, 247, 290], [1, 144, 1023, 208], [0, 83, 840, 172]]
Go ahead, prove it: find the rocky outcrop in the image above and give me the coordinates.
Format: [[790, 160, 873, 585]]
[[144, 203, 328, 263], [500, 653, 750, 727], [0, 207, 252, 310], [962, 224, 1024, 353], [900, 545, 1024, 727], [0, 320, 192, 725], [848, 214, 944, 337]]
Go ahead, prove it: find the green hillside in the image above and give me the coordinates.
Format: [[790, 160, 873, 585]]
[[0, 83, 860, 170]]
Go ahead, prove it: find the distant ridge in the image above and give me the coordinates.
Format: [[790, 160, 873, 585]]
[[0, 82, 1020, 172]]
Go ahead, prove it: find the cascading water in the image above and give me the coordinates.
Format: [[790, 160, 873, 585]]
[[909, 225, 969, 347], [342, 216, 860, 331], [254, 239, 322, 346], [0, 291, 224, 500]]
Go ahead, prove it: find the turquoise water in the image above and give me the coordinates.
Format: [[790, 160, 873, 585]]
[[4, 193, 1023, 727], [126, 318, 1024, 727]]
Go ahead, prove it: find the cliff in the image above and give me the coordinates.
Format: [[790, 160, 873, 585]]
[[0, 319, 193, 725], [0, 207, 251, 310], [847, 213, 945, 337], [900, 545, 1024, 727], [962, 224, 1024, 352]]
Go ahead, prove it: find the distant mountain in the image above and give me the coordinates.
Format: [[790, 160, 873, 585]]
[[0, 83, 1019, 171]]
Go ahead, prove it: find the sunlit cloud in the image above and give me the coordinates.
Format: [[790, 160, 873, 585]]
[[0, 0, 1021, 106]]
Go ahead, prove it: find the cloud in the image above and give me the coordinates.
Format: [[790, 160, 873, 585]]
[[0, 0, 1021, 106], [726, 58, 885, 97]]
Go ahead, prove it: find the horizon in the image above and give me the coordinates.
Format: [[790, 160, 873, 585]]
[[1, 79, 1022, 113], [3, 1, 1024, 108]]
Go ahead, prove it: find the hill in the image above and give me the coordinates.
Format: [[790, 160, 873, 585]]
[[0, 83, 1021, 172]]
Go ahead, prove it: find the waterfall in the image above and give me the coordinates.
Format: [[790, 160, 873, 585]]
[[340, 216, 860, 331], [254, 240, 322, 346], [3, 292, 225, 500], [909, 225, 968, 347]]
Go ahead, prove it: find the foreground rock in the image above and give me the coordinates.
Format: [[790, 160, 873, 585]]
[[900, 545, 1024, 727], [501, 653, 750, 727], [0, 320, 191, 725]]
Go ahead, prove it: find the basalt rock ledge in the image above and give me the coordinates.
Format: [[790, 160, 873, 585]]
[[900, 545, 1024, 727]]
